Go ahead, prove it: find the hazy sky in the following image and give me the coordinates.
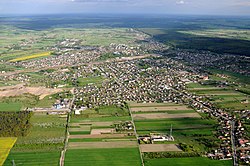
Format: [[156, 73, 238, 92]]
[[0, 0, 250, 15]]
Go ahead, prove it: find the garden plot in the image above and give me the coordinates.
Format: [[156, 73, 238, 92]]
[[140, 144, 182, 152]]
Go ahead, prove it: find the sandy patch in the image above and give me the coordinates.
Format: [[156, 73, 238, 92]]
[[0, 84, 62, 99], [140, 144, 182, 152]]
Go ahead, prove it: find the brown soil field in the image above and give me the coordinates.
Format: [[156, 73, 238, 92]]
[[129, 102, 179, 107], [140, 144, 182, 152], [133, 113, 200, 120], [0, 84, 63, 99], [131, 106, 190, 112], [90, 128, 115, 135], [69, 126, 91, 132], [69, 134, 128, 139], [68, 141, 137, 149], [71, 122, 114, 127]]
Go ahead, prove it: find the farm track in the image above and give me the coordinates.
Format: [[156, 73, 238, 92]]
[[60, 89, 75, 166]]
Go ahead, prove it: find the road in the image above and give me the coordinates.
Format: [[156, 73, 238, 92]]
[[59, 89, 75, 166]]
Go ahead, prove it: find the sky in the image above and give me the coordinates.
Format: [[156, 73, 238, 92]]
[[0, 0, 250, 16]]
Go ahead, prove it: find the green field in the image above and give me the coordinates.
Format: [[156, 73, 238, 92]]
[[0, 102, 22, 112], [144, 157, 232, 166], [4, 151, 60, 166], [65, 148, 141, 166], [77, 76, 105, 86]]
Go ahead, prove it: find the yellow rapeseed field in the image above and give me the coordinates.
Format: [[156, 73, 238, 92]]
[[0, 137, 17, 165], [9, 52, 51, 62]]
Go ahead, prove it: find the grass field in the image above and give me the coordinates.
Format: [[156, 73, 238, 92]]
[[65, 148, 141, 166], [0, 137, 17, 166], [4, 151, 60, 166], [144, 157, 232, 166], [77, 76, 105, 86], [9, 52, 51, 62], [0, 102, 21, 112]]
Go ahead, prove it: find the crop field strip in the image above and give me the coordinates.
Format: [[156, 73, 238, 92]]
[[133, 112, 201, 120], [140, 144, 182, 153], [0, 138, 17, 166], [9, 52, 51, 62]]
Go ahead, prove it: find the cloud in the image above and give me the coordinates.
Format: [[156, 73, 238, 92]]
[[176, 0, 185, 5]]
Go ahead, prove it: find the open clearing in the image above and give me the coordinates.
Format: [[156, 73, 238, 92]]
[[0, 84, 63, 99], [133, 113, 200, 120], [140, 144, 182, 152], [0, 138, 16, 166], [131, 105, 190, 112], [68, 141, 137, 149]]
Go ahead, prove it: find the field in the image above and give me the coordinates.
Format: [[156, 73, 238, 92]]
[[179, 29, 250, 41], [0, 138, 17, 165], [130, 103, 219, 152], [187, 82, 250, 110], [65, 148, 141, 166], [4, 151, 60, 166], [140, 144, 182, 152], [77, 76, 105, 86], [0, 26, 142, 63], [9, 52, 51, 62], [65, 105, 142, 165], [4, 113, 66, 166], [0, 102, 21, 112], [144, 157, 232, 166], [0, 84, 63, 100]]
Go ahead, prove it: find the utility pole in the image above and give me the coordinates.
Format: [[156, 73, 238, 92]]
[[12, 160, 16, 166], [170, 124, 173, 137]]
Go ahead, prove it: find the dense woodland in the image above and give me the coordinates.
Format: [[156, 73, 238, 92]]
[[0, 111, 33, 137]]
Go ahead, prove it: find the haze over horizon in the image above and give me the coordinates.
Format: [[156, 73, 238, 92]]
[[0, 0, 250, 16]]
